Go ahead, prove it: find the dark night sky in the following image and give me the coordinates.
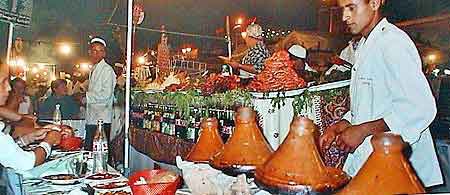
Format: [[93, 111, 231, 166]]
[[0, 0, 448, 63]]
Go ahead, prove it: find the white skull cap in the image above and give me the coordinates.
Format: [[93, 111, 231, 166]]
[[90, 37, 107, 47], [246, 23, 263, 39], [288, 44, 307, 59]]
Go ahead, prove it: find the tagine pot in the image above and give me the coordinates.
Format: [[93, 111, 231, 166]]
[[336, 132, 425, 195], [255, 116, 349, 193], [210, 107, 273, 176], [186, 117, 224, 163]]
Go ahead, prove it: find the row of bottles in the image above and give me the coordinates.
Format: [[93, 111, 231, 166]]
[[131, 104, 235, 143]]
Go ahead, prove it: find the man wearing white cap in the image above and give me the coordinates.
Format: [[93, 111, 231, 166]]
[[287, 44, 318, 74], [221, 23, 270, 82], [85, 37, 117, 153]]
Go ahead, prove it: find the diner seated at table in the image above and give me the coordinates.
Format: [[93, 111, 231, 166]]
[[38, 79, 80, 120], [0, 73, 63, 171], [5, 78, 33, 115]]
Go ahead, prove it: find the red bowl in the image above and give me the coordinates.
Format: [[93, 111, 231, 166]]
[[59, 136, 83, 151]]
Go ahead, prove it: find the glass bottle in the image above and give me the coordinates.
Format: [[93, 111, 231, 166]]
[[53, 104, 62, 125], [92, 120, 108, 173]]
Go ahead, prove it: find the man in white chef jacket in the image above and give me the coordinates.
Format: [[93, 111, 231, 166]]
[[85, 37, 117, 152], [320, 0, 443, 187]]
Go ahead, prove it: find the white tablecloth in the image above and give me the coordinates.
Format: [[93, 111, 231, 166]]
[[20, 151, 130, 195]]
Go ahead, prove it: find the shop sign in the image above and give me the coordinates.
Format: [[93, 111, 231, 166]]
[[0, 0, 33, 27]]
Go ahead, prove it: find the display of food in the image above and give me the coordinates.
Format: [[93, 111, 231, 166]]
[[93, 181, 129, 190], [59, 136, 82, 151], [247, 51, 307, 92], [200, 73, 240, 95], [255, 117, 349, 193], [141, 70, 192, 91], [86, 173, 121, 180]]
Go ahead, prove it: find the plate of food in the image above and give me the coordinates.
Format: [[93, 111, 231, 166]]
[[93, 181, 129, 191], [97, 190, 132, 195], [42, 173, 81, 185], [85, 173, 121, 181]]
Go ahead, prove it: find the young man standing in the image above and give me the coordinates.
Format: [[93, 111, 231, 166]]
[[320, 0, 443, 187]]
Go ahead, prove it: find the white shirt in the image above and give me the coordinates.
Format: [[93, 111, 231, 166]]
[[18, 96, 32, 115], [0, 122, 35, 171], [86, 59, 117, 124], [342, 18, 443, 187]]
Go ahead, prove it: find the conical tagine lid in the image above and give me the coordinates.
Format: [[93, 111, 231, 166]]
[[210, 107, 273, 174], [255, 116, 349, 192], [186, 117, 224, 163], [336, 132, 425, 195]]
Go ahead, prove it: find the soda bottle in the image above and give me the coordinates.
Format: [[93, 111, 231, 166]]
[[92, 120, 108, 173]]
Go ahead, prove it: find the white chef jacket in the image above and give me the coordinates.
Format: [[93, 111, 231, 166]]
[[342, 18, 443, 187], [0, 122, 35, 171], [86, 59, 117, 125]]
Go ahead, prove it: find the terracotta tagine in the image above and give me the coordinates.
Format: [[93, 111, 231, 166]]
[[255, 116, 349, 193], [186, 117, 224, 163], [210, 107, 273, 175], [336, 133, 425, 195]]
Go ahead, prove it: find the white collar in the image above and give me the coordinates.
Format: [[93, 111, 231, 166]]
[[365, 18, 389, 41]]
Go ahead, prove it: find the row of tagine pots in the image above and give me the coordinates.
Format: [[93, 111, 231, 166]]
[[186, 107, 425, 195]]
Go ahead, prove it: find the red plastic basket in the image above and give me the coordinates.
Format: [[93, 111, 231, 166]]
[[128, 169, 182, 195]]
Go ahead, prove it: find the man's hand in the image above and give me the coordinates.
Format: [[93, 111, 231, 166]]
[[42, 124, 74, 138], [335, 119, 389, 153], [44, 131, 62, 146], [21, 129, 50, 145], [335, 125, 369, 153], [319, 120, 351, 150]]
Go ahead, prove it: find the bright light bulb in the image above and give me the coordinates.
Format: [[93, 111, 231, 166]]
[[31, 67, 38, 74], [16, 58, 26, 68], [236, 18, 243, 25], [137, 56, 146, 64], [428, 54, 437, 62], [59, 44, 72, 55]]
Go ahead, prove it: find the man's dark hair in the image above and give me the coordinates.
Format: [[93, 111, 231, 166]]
[[50, 79, 67, 93]]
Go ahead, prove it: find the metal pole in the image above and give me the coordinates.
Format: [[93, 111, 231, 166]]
[[124, 0, 133, 172], [226, 16, 232, 59], [6, 0, 18, 74]]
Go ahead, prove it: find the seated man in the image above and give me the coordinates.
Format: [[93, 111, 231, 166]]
[[39, 79, 80, 120], [0, 73, 62, 171], [5, 78, 33, 115]]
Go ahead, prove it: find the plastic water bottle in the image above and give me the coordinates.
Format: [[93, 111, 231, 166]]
[[92, 120, 108, 173], [53, 104, 62, 125]]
